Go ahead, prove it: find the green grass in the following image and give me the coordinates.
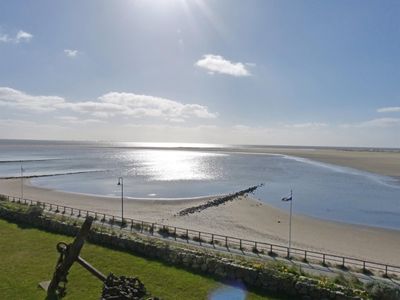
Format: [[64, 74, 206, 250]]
[[0, 218, 286, 300]]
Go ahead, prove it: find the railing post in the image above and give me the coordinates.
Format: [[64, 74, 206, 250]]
[[240, 239, 242, 250], [225, 236, 228, 248], [131, 220, 133, 232], [385, 265, 388, 277], [323, 254, 326, 265], [211, 234, 214, 245], [342, 257, 345, 268]]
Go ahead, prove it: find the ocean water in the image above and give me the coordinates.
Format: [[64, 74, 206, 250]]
[[0, 140, 399, 230]]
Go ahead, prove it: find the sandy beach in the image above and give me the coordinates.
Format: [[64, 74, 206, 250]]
[[222, 146, 400, 179], [1, 177, 399, 266]]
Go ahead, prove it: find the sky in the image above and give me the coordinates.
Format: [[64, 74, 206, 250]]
[[0, 0, 399, 147]]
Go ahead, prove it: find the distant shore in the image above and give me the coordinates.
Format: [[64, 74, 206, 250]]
[[0, 178, 399, 266], [213, 146, 400, 179]]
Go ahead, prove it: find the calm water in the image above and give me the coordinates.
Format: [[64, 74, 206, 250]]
[[0, 140, 399, 230]]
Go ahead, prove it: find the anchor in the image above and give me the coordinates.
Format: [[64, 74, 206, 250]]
[[39, 217, 106, 297], [39, 217, 155, 299]]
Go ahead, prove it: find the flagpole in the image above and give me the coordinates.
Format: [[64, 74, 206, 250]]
[[288, 189, 292, 258], [20, 160, 24, 200]]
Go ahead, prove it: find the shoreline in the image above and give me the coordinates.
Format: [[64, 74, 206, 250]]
[[1, 178, 399, 266]]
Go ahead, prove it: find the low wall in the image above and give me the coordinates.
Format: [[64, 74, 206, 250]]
[[0, 207, 365, 300]]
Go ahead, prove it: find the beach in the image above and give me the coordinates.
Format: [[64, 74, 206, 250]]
[[223, 146, 400, 179], [1, 174, 399, 266]]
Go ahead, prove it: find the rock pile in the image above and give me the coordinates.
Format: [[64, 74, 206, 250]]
[[178, 184, 263, 216], [101, 273, 158, 300]]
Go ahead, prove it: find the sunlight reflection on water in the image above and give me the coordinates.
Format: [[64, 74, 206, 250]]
[[123, 150, 226, 181]]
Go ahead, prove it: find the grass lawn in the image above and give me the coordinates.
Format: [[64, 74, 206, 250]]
[[0, 218, 286, 300]]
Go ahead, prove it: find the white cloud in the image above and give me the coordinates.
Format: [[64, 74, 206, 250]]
[[358, 118, 400, 128], [15, 30, 33, 43], [0, 34, 9, 43], [285, 122, 328, 129], [341, 118, 400, 128], [93, 92, 218, 120], [377, 107, 400, 113], [56, 116, 105, 124], [0, 87, 65, 111], [0, 87, 218, 122], [0, 30, 33, 43], [195, 54, 251, 77], [64, 49, 79, 58]]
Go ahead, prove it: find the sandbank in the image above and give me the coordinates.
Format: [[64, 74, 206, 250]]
[[220, 146, 400, 179]]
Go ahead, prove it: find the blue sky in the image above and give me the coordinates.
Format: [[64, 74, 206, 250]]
[[0, 0, 399, 146]]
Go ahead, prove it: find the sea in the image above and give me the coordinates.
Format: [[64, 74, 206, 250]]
[[0, 139, 399, 230]]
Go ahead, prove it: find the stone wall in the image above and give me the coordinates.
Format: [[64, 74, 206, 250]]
[[0, 207, 366, 300]]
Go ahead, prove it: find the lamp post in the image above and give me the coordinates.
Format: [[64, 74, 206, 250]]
[[20, 160, 24, 200], [117, 177, 124, 221]]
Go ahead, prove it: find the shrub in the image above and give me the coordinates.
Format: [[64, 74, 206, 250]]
[[179, 233, 189, 240], [192, 236, 206, 243], [365, 281, 400, 300], [158, 227, 171, 237], [26, 204, 43, 217], [252, 246, 263, 254]]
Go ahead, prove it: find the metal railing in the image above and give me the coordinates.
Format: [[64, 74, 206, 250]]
[[1, 193, 399, 277]]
